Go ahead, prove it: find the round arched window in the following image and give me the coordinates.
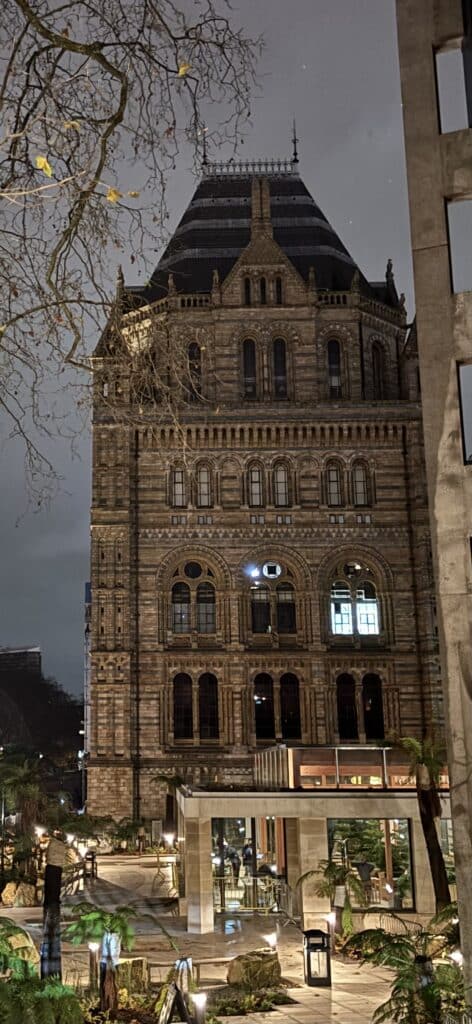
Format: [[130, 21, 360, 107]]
[[184, 561, 202, 579]]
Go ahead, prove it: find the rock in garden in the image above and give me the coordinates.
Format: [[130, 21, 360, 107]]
[[1, 882, 17, 907], [14, 882, 36, 907], [227, 949, 282, 988]]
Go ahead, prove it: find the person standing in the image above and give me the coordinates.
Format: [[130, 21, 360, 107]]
[[40, 831, 67, 978]]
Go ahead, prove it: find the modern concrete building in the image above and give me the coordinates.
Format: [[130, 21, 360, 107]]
[[396, 0, 472, 992], [87, 154, 440, 827]]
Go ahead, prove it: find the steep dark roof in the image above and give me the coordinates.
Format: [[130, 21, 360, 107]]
[[129, 164, 399, 309]]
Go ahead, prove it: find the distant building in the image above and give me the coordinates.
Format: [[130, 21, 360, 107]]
[[87, 155, 440, 821], [0, 644, 82, 757]]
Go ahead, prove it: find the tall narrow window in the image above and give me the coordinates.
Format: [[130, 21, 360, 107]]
[[274, 463, 289, 507], [330, 581, 353, 635], [174, 673, 193, 739], [336, 673, 358, 740], [196, 464, 211, 507], [254, 674, 275, 739], [328, 339, 342, 398], [244, 276, 251, 306], [199, 673, 219, 739], [362, 673, 384, 740], [196, 582, 216, 633], [326, 461, 342, 506], [251, 585, 271, 633], [356, 581, 380, 635], [187, 342, 201, 401], [243, 338, 257, 399], [352, 462, 369, 506], [273, 338, 288, 398], [260, 277, 267, 304], [275, 276, 283, 305], [171, 467, 186, 508], [172, 582, 190, 633], [276, 583, 296, 633], [248, 463, 263, 507], [280, 673, 301, 739], [372, 342, 385, 399]]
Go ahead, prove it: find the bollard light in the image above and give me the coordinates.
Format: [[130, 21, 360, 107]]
[[192, 991, 207, 1024], [303, 929, 331, 987]]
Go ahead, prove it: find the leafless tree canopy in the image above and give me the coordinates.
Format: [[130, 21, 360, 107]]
[[0, 0, 260, 497]]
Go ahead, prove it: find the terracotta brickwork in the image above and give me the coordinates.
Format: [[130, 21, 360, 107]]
[[87, 168, 440, 819]]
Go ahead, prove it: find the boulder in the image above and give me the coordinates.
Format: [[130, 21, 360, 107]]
[[14, 882, 37, 907], [1, 882, 17, 907], [227, 949, 281, 989]]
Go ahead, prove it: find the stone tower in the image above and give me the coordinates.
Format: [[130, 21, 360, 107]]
[[87, 158, 440, 820]]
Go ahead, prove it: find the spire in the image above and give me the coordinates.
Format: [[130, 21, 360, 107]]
[[93, 265, 127, 358], [291, 120, 299, 166]]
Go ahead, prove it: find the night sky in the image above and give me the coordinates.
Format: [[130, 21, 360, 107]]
[[0, 0, 413, 696]]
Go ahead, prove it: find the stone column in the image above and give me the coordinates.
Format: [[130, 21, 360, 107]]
[[185, 817, 214, 934], [410, 818, 436, 920], [297, 818, 330, 930]]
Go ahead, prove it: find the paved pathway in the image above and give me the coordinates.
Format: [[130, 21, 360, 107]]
[[0, 853, 392, 1023]]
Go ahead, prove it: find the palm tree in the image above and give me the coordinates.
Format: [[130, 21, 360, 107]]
[[398, 737, 450, 911], [0, 755, 44, 841]]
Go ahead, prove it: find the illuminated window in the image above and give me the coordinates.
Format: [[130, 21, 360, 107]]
[[331, 580, 353, 635]]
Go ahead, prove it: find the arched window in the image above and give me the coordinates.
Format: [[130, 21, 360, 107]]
[[276, 583, 296, 633], [280, 673, 301, 739], [273, 338, 288, 398], [196, 582, 216, 633], [251, 584, 270, 633], [362, 673, 385, 740], [352, 462, 369, 506], [196, 464, 211, 508], [372, 342, 385, 399], [243, 338, 257, 399], [173, 673, 193, 739], [260, 277, 267, 305], [326, 461, 343, 506], [248, 463, 264, 507], [172, 583, 190, 633], [275, 276, 283, 305], [356, 581, 380, 635], [187, 342, 201, 401], [330, 580, 353, 635], [199, 673, 219, 739], [328, 339, 342, 398], [254, 674, 275, 739], [244, 276, 251, 306], [274, 462, 289, 507], [171, 467, 186, 508], [336, 673, 358, 740], [329, 564, 381, 639]]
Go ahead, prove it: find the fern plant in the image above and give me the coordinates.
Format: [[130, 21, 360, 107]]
[[343, 905, 464, 1024], [0, 917, 39, 979], [0, 977, 83, 1024]]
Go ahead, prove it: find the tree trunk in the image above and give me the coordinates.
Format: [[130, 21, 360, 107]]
[[416, 780, 450, 912]]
